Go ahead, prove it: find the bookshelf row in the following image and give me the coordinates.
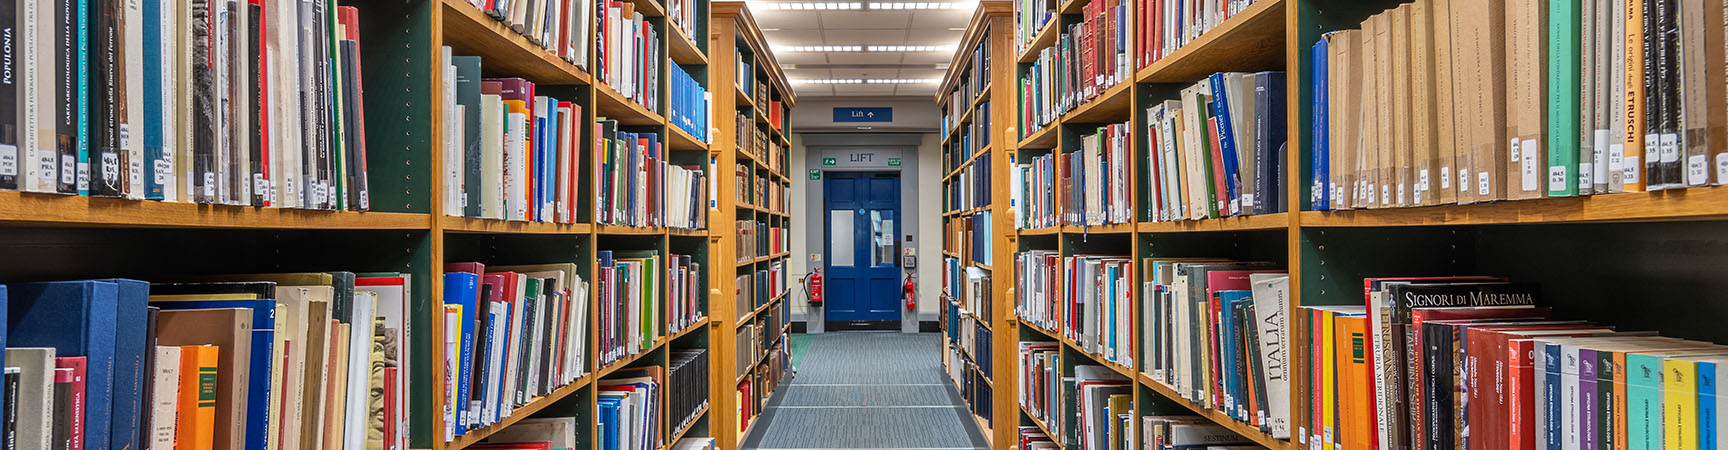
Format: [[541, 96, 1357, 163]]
[[706, 3, 797, 450], [938, 3, 1018, 448], [942, 0, 1728, 449], [0, 0, 796, 450]]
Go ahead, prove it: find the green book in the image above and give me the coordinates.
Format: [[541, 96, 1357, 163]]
[[1195, 90, 1218, 219], [1546, 0, 1581, 197]]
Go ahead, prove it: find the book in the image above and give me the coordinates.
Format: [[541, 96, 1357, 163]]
[[175, 345, 217, 450], [148, 346, 179, 450], [7, 281, 118, 450], [6, 348, 57, 450], [153, 308, 252, 450]]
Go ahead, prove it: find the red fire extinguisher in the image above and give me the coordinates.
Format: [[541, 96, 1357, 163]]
[[904, 274, 917, 310], [803, 269, 823, 307]]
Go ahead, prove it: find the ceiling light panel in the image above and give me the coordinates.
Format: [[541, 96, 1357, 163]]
[[754, 2, 863, 10], [866, 45, 954, 52], [781, 45, 864, 52], [865, 78, 940, 84], [868, 2, 973, 9], [794, 78, 865, 84]]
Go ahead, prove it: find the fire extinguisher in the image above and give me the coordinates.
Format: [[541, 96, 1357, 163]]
[[803, 269, 823, 308], [904, 274, 917, 310]]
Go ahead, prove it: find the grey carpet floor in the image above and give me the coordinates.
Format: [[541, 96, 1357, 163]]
[[743, 332, 988, 450]]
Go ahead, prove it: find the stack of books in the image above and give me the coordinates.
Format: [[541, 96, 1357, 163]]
[[442, 63, 588, 222], [1013, 153, 1059, 229], [1014, 358, 1131, 450], [1134, 0, 1265, 68], [1016, 1, 1129, 137], [949, 153, 993, 213], [1014, 251, 1136, 367], [668, 64, 710, 143], [2, 5, 372, 211], [1144, 71, 1288, 220], [1063, 122, 1132, 226], [0, 272, 416, 450], [666, 348, 709, 435], [666, 254, 704, 333], [443, 263, 592, 439]]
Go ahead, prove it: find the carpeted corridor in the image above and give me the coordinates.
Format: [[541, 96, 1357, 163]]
[[741, 332, 989, 450]]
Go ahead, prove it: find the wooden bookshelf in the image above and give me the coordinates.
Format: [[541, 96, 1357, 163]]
[[936, 3, 1016, 447], [708, 4, 796, 450], [991, 1, 1728, 450]]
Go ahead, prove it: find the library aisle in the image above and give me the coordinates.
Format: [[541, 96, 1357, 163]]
[[743, 333, 990, 450]]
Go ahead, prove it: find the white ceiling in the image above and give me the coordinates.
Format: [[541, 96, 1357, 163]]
[[745, 1, 974, 97]]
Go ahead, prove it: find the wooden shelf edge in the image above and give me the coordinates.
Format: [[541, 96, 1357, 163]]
[[1298, 187, 1728, 227], [1137, 375, 1299, 450], [446, 373, 595, 449], [0, 191, 432, 230], [1059, 81, 1134, 124], [1018, 123, 1059, 149], [1136, 212, 1289, 233], [439, 216, 593, 234]]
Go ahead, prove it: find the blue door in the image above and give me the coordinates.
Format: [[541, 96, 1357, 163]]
[[823, 172, 901, 322]]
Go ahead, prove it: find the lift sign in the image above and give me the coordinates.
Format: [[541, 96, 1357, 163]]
[[833, 107, 892, 123]]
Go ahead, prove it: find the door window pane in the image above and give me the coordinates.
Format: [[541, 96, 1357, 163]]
[[871, 210, 895, 267], [829, 210, 854, 267]]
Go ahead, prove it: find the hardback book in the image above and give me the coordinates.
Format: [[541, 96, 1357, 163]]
[[95, 279, 149, 450], [53, 358, 85, 450], [7, 281, 118, 450], [6, 348, 56, 450], [176, 345, 218, 450]]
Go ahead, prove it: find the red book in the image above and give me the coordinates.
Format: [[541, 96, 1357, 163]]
[[1462, 323, 1607, 450], [1407, 308, 1553, 450], [56, 357, 86, 450], [1206, 116, 1229, 216], [384, 367, 398, 448], [251, 0, 271, 207], [1507, 339, 1537, 450]]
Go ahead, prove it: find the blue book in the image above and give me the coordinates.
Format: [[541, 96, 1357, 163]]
[[1702, 360, 1719, 450], [1220, 289, 1254, 419], [442, 272, 479, 435], [150, 299, 276, 450], [597, 396, 622, 450], [1208, 72, 1242, 215], [1544, 342, 1565, 450], [141, 0, 163, 200], [1311, 38, 1330, 211], [488, 301, 510, 424], [98, 279, 148, 450], [8, 280, 117, 450], [1254, 71, 1288, 215]]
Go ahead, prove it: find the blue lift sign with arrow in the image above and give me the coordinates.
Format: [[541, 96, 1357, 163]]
[[832, 107, 893, 123]]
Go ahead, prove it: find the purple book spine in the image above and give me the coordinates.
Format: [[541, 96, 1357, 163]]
[[1580, 348, 1599, 450]]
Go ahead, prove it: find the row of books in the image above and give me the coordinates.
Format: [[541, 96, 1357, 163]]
[[948, 153, 993, 213], [2, 3, 372, 212], [442, 61, 588, 222], [734, 336, 787, 433], [732, 264, 787, 319], [0, 272, 413, 450], [1016, 355, 1132, 450], [473, 416, 580, 449], [747, 174, 787, 213], [1069, 123, 1133, 225], [1015, 252, 1137, 366], [942, 37, 993, 127], [596, 123, 705, 228], [463, 0, 592, 67], [944, 326, 993, 425], [596, 0, 661, 114], [760, 127, 787, 175], [667, 64, 710, 144], [1310, 0, 1728, 212], [1138, 260, 1288, 437], [1145, 71, 1288, 221], [735, 220, 786, 261], [1016, 0, 1129, 137], [944, 264, 995, 323], [944, 212, 995, 266], [1134, 0, 1266, 68], [598, 368, 663, 450], [442, 263, 592, 439], [1012, 0, 1056, 55], [732, 306, 785, 379], [1014, 152, 1060, 228], [943, 102, 993, 171], [665, 348, 708, 437], [596, 250, 670, 367], [1140, 416, 1266, 450]]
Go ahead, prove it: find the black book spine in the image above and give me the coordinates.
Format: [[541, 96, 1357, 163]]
[[54, 0, 77, 194], [248, 2, 264, 206], [0, 0, 15, 191], [312, 0, 332, 210], [49, 373, 68, 450], [467, 282, 494, 429], [3, 368, 17, 450], [191, 0, 215, 203], [136, 307, 158, 450], [87, 0, 120, 197]]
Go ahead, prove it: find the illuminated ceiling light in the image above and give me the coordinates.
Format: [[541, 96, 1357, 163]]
[[866, 45, 955, 52], [867, 1, 972, 9], [780, 45, 864, 52], [793, 78, 864, 84], [754, 1, 863, 10], [865, 78, 940, 84]]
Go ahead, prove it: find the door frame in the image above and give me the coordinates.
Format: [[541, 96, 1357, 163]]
[[797, 133, 927, 334], [821, 170, 903, 325]]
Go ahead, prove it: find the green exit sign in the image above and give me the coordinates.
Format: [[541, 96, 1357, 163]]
[[809, 170, 822, 180], [887, 158, 901, 166], [822, 158, 837, 166]]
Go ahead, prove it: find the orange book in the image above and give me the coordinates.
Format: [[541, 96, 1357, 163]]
[[178, 345, 220, 450], [1337, 315, 1376, 450]]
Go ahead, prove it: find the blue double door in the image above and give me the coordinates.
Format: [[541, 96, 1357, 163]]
[[822, 171, 901, 322]]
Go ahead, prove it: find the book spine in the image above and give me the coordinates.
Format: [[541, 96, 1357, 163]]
[[1549, 0, 1582, 197], [0, 0, 16, 191]]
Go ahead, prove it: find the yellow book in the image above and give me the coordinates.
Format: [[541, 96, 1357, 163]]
[[1665, 359, 1699, 450], [178, 345, 220, 450], [1107, 393, 1132, 450]]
